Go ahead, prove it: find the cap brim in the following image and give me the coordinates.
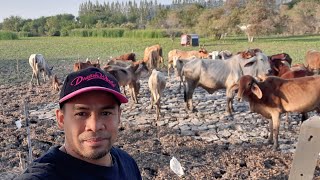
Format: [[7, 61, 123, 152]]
[[59, 86, 128, 104]]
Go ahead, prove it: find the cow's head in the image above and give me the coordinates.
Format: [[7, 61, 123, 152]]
[[237, 75, 262, 102], [239, 52, 272, 80], [199, 47, 209, 58]]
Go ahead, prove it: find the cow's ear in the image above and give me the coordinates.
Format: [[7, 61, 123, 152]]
[[251, 83, 262, 99]]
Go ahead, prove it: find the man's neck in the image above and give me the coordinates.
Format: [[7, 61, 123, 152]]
[[59, 145, 113, 167]]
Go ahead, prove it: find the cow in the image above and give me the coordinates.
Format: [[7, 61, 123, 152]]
[[305, 50, 320, 74], [237, 48, 263, 59], [29, 54, 53, 86], [182, 52, 271, 115], [148, 69, 166, 121], [290, 63, 308, 71], [52, 74, 62, 92], [272, 61, 313, 79], [268, 53, 292, 66], [73, 59, 100, 72], [208, 50, 233, 60], [172, 56, 194, 91], [142, 44, 164, 70], [270, 60, 314, 126], [167, 47, 209, 76], [103, 62, 148, 103], [236, 75, 320, 149], [111, 52, 136, 62], [106, 59, 133, 67]]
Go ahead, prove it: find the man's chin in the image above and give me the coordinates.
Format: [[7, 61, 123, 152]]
[[81, 148, 108, 160]]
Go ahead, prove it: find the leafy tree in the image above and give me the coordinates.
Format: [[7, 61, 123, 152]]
[[2, 16, 23, 31], [239, 0, 278, 42], [286, 1, 320, 35]]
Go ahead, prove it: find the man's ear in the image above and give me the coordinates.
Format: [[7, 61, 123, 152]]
[[118, 108, 122, 124], [56, 109, 64, 130]]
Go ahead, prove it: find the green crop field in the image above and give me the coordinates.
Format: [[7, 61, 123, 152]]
[[0, 35, 320, 64]]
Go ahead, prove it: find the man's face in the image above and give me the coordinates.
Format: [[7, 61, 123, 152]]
[[56, 91, 121, 161]]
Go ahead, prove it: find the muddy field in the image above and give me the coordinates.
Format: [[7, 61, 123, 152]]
[[1, 59, 320, 179]]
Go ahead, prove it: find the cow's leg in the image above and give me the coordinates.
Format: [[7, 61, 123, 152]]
[[36, 71, 40, 86], [301, 112, 309, 123], [184, 80, 196, 112], [156, 99, 160, 121], [42, 71, 46, 83], [225, 87, 235, 115], [30, 72, 35, 84], [268, 118, 273, 145], [271, 113, 280, 150], [167, 63, 172, 77], [150, 95, 154, 110], [122, 86, 127, 96], [178, 75, 183, 92], [285, 112, 290, 129], [130, 88, 137, 104], [226, 97, 233, 115]]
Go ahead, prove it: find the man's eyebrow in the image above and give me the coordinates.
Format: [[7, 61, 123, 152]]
[[73, 105, 117, 110], [100, 105, 117, 110], [73, 105, 89, 110]]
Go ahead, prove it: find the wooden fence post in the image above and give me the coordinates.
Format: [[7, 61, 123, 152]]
[[289, 116, 320, 180], [16, 59, 20, 79], [23, 99, 33, 164]]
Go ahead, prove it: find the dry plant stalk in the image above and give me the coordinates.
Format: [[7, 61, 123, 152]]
[[18, 152, 25, 170]]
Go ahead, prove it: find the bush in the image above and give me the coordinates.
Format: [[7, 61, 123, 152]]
[[18, 31, 32, 37], [60, 28, 69, 36], [123, 29, 166, 38], [69, 28, 166, 38], [0, 31, 18, 40]]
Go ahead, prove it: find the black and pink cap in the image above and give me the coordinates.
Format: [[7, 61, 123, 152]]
[[59, 67, 128, 105]]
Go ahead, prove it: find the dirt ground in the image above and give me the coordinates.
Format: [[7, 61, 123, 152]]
[[0, 59, 320, 179]]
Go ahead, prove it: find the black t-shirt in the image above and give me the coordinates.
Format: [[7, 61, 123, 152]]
[[15, 145, 142, 180]]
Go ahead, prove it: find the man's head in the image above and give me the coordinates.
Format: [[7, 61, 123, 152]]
[[55, 67, 128, 163]]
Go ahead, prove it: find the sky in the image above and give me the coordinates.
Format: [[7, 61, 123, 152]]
[[0, 0, 171, 23]]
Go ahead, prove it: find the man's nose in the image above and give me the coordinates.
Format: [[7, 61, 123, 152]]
[[86, 113, 105, 132]]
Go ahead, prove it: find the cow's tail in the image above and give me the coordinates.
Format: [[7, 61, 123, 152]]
[[33, 55, 38, 74], [182, 69, 187, 103]]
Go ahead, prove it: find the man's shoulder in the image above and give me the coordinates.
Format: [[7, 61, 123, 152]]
[[111, 147, 142, 179], [14, 161, 59, 180], [111, 146, 129, 155], [111, 146, 135, 160], [14, 146, 62, 180]]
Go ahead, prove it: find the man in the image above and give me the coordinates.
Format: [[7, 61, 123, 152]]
[[16, 67, 142, 180]]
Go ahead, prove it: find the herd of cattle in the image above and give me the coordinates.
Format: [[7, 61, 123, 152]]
[[28, 45, 320, 150]]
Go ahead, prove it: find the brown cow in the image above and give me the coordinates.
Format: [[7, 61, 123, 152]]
[[268, 53, 292, 67], [112, 52, 136, 62], [237, 48, 263, 59], [142, 44, 163, 70], [106, 59, 133, 67], [52, 74, 62, 92], [271, 60, 314, 125], [237, 75, 320, 149], [73, 59, 100, 72], [305, 50, 320, 74]]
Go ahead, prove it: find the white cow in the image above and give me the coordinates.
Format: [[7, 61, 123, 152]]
[[183, 52, 272, 115], [148, 69, 166, 121], [29, 54, 53, 85]]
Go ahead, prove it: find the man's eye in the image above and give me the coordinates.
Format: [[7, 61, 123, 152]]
[[75, 112, 87, 116], [102, 112, 112, 116]]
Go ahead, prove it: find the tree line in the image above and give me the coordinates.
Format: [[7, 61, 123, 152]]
[[0, 0, 320, 40]]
